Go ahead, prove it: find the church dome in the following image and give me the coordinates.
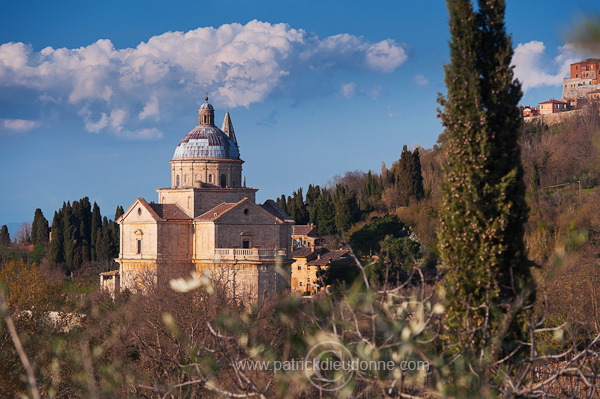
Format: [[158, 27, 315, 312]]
[[173, 125, 240, 159], [172, 97, 240, 160]]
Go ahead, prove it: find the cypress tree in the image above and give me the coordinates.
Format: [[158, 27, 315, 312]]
[[48, 210, 64, 264], [31, 208, 50, 245], [112, 205, 124, 255], [438, 0, 534, 364], [91, 202, 102, 261], [334, 185, 359, 234], [276, 195, 288, 215], [306, 184, 320, 208], [306, 185, 321, 224], [114, 205, 124, 221], [396, 145, 413, 206], [0, 225, 10, 246], [315, 190, 337, 236], [288, 188, 308, 225], [61, 202, 75, 272], [411, 148, 425, 201]]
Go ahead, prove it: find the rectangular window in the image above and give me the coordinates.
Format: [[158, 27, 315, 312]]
[[299, 282, 303, 286], [242, 240, 250, 249], [307, 278, 311, 283], [307, 265, 311, 270], [137, 239, 142, 254], [298, 265, 302, 270]]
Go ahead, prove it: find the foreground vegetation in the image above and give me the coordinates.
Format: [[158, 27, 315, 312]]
[[2, 1, 600, 398]]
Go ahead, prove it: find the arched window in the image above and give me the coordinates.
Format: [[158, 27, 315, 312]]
[[220, 174, 227, 188], [209, 174, 213, 183], [176, 175, 180, 187]]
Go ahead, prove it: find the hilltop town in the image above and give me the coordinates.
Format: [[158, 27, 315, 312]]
[[521, 58, 600, 121]]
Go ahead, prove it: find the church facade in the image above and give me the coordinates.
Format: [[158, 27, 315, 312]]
[[108, 98, 294, 301]]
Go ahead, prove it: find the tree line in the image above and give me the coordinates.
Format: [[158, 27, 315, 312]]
[[276, 144, 425, 236], [48, 198, 123, 274], [0, 198, 123, 274]]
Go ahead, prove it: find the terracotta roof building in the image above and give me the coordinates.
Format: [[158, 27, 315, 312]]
[[539, 99, 568, 115]]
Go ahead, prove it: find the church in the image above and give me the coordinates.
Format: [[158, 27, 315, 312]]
[[101, 98, 294, 301]]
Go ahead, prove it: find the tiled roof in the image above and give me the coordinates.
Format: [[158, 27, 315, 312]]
[[148, 203, 190, 220], [292, 247, 329, 260], [293, 224, 318, 237], [292, 247, 312, 258], [195, 198, 248, 221], [308, 250, 355, 266], [136, 198, 162, 222], [261, 200, 293, 222], [539, 99, 567, 104]]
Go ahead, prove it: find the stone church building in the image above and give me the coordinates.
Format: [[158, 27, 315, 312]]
[[102, 98, 294, 300]]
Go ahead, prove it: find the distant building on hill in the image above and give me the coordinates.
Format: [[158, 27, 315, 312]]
[[562, 58, 600, 100], [291, 224, 323, 249], [538, 99, 569, 115], [520, 105, 539, 118], [290, 247, 356, 294]]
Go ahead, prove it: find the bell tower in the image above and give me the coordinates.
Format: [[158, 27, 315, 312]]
[[198, 96, 215, 125]]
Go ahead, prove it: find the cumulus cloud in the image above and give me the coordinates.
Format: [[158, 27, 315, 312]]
[[512, 41, 580, 91], [0, 20, 408, 139]]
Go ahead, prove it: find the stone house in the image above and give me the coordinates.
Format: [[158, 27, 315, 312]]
[[291, 247, 356, 294], [291, 224, 323, 249], [102, 98, 294, 301]]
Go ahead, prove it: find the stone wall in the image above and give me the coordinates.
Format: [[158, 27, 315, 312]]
[[562, 78, 600, 100], [195, 260, 290, 302], [170, 159, 243, 189]]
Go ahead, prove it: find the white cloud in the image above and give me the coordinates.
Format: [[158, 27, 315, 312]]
[[512, 41, 580, 91], [2, 118, 40, 132], [138, 94, 160, 120], [413, 74, 429, 86], [340, 82, 357, 98], [0, 20, 408, 139], [365, 39, 407, 73]]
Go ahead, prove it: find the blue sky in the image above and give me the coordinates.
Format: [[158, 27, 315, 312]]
[[0, 0, 598, 228]]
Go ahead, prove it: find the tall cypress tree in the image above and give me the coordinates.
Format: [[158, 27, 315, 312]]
[[396, 145, 414, 206], [333, 185, 359, 234], [0, 225, 10, 246], [438, 0, 534, 364], [31, 208, 49, 246], [91, 202, 102, 261], [315, 190, 337, 236], [276, 195, 288, 215], [411, 148, 425, 201], [49, 210, 64, 264]]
